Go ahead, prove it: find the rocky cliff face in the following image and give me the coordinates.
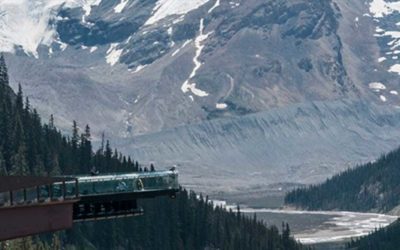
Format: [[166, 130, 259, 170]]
[[1, 0, 400, 193]]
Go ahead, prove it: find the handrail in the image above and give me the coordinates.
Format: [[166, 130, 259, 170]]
[[56, 170, 179, 198], [70, 170, 178, 184], [0, 170, 179, 207]]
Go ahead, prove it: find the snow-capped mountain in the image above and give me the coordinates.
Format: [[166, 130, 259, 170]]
[[2, 0, 400, 193]]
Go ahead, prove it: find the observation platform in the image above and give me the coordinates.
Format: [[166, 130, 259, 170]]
[[0, 170, 179, 241]]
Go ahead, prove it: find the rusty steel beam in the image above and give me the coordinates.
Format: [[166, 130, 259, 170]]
[[0, 200, 78, 241], [0, 174, 179, 241]]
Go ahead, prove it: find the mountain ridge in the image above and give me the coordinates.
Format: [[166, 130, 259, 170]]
[[3, 0, 382, 136]]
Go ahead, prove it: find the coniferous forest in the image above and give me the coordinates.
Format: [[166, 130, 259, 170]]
[[0, 55, 305, 250], [347, 219, 400, 250], [284, 138, 400, 249], [284, 146, 400, 212], [0, 56, 138, 177]]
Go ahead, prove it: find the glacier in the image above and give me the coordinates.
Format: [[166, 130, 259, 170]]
[[117, 100, 400, 195], [145, 0, 211, 26], [0, 0, 103, 57]]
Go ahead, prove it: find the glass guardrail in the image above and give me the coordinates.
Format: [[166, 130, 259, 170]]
[[0, 170, 179, 207], [58, 170, 179, 197]]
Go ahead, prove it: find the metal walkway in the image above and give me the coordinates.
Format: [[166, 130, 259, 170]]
[[0, 170, 179, 241], [69, 170, 179, 221]]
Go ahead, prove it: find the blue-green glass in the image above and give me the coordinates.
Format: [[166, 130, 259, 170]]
[[56, 170, 179, 197]]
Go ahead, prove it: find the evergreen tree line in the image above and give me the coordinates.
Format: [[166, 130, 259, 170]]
[[60, 190, 305, 250], [0, 55, 304, 249], [1, 190, 305, 250], [346, 219, 400, 250], [0, 55, 140, 177], [284, 146, 400, 212]]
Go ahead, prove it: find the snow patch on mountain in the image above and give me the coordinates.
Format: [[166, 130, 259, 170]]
[[81, 0, 102, 24], [208, 0, 220, 13], [383, 31, 400, 51], [369, 0, 400, 78], [132, 64, 147, 73], [369, 82, 386, 91], [172, 39, 192, 57], [378, 57, 387, 62], [106, 43, 123, 66], [145, 0, 210, 26], [0, 0, 102, 57], [389, 64, 400, 74], [216, 103, 228, 109], [229, 2, 240, 9], [58, 41, 68, 51], [376, 26, 385, 33], [181, 18, 211, 97], [114, 0, 129, 13], [90, 46, 98, 53], [0, 0, 57, 57], [369, 0, 400, 18]]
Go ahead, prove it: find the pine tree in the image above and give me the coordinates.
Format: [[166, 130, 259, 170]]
[[0, 150, 7, 176], [105, 140, 112, 161], [0, 54, 9, 85], [10, 144, 28, 176], [49, 154, 61, 176], [49, 114, 55, 129], [71, 121, 79, 150], [15, 84, 24, 112], [135, 161, 139, 171], [80, 125, 93, 172], [12, 112, 24, 154], [71, 120, 79, 173], [34, 155, 46, 176], [21, 237, 35, 250], [51, 233, 62, 250], [99, 132, 105, 154]]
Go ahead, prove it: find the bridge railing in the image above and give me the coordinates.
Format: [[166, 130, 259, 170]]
[[0, 176, 78, 207], [0, 170, 179, 206], [54, 170, 179, 197]]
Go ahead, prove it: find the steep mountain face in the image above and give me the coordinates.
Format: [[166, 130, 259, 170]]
[[2, 0, 400, 193], [0, 0, 379, 135]]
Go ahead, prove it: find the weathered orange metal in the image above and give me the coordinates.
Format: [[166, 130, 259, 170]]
[[0, 200, 77, 241], [0, 176, 79, 241], [0, 173, 179, 241]]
